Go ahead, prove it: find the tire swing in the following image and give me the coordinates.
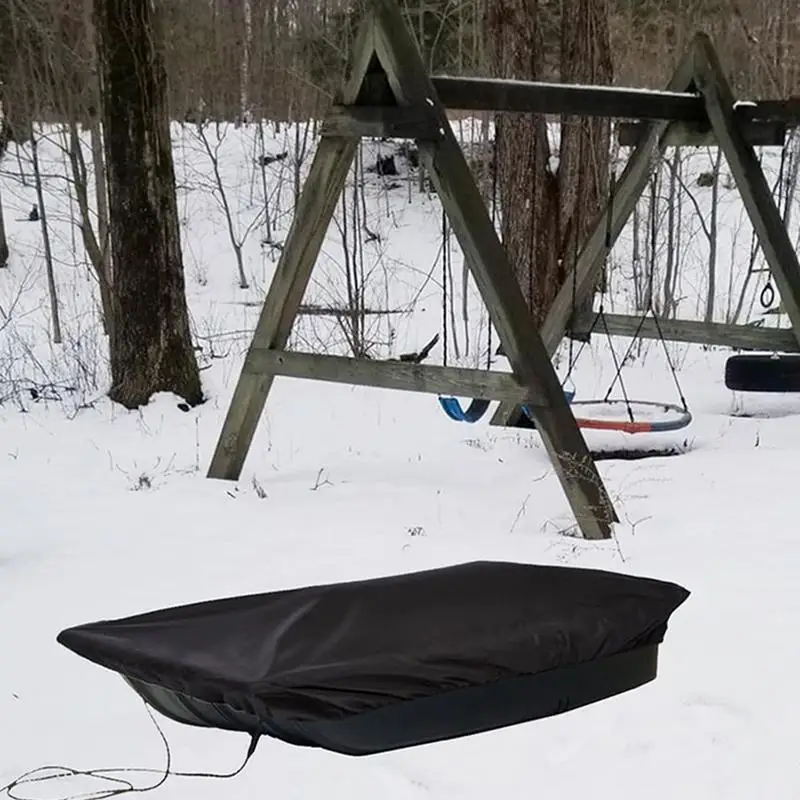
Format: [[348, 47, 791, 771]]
[[725, 353, 800, 393], [524, 173, 693, 452], [58, 561, 690, 757], [723, 145, 800, 394]]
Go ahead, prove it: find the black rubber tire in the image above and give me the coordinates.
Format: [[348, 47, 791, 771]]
[[725, 353, 800, 393]]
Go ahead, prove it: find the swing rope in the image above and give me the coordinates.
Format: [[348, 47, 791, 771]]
[[555, 168, 692, 435], [442, 208, 448, 369], [760, 140, 790, 309], [563, 170, 635, 420], [437, 128, 499, 424]]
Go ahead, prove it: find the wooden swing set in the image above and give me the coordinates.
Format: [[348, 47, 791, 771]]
[[206, 0, 800, 542]]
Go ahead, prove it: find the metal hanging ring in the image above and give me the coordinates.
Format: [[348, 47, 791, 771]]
[[760, 283, 775, 309]]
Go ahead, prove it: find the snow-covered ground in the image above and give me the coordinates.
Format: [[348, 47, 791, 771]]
[[1, 121, 799, 799]]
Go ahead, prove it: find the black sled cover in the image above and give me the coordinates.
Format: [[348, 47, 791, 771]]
[[57, 561, 689, 756]]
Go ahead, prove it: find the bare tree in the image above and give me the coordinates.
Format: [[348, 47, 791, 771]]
[[0, 115, 8, 268], [29, 131, 62, 342], [0, 184, 7, 268], [95, 0, 202, 408], [662, 150, 683, 318]]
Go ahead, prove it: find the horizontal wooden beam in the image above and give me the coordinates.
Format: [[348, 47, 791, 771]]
[[617, 119, 786, 148], [430, 76, 705, 121], [737, 97, 800, 125], [571, 311, 800, 352], [333, 83, 800, 134], [321, 105, 441, 140], [246, 348, 548, 404], [322, 104, 788, 148]]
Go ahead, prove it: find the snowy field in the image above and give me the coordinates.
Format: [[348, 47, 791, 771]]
[[1, 121, 800, 799]]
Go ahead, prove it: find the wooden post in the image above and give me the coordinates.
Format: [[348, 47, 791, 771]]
[[206, 21, 378, 480], [490, 48, 697, 428], [370, 0, 616, 537], [693, 34, 800, 348], [570, 311, 800, 352]]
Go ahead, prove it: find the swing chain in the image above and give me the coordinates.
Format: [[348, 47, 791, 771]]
[[760, 140, 790, 308], [567, 167, 689, 420]]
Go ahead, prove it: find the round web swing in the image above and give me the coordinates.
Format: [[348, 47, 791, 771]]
[[523, 171, 693, 437], [569, 399, 692, 434], [542, 303, 693, 435]]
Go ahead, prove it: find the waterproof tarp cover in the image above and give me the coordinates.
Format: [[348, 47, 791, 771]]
[[57, 561, 689, 755]]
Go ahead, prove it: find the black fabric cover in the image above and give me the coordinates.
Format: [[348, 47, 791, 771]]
[[57, 561, 689, 755]]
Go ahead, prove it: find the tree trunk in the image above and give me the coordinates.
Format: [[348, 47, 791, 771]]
[[486, 0, 556, 326], [486, 0, 611, 329], [0, 118, 8, 268], [557, 0, 613, 308], [0, 181, 8, 268], [95, 0, 202, 409]]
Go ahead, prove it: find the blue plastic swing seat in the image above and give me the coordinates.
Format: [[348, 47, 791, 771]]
[[438, 397, 491, 423], [439, 388, 575, 424]]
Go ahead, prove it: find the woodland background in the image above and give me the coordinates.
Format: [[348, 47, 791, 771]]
[[1, 0, 798, 129], [1, 0, 799, 408]]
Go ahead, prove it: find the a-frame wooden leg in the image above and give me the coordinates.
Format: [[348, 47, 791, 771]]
[[693, 34, 800, 349], [371, 0, 616, 537], [490, 48, 698, 428], [207, 24, 377, 480]]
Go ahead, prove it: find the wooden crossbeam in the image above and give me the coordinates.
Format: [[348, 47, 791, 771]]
[[246, 349, 548, 404], [570, 312, 800, 352], [617, 119, 785, 148], [735, 98, 800, 124], [321, 105, 440, 140], [323, 105, 785, 149], [692, 35, 800, 350], [430, 76, 704, 121], [430, 78, 800, 127], [369, 0, 616, 538], [321, 103, 786, 149]]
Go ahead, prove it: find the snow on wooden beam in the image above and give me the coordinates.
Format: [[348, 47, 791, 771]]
[[429, 76, 705, 121]]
